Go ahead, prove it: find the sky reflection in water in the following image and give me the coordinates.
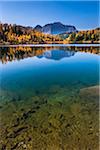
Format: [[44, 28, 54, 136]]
[[0, 46, 99, 99]]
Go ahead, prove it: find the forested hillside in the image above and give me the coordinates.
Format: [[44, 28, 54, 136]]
[[0, 23, 99, 44], [63, 28, 100, 43], [0, 23, 61, 44]]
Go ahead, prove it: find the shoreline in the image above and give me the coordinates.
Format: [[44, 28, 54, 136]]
[[0, 41, 100, 47], [0, 43, 100, 47]]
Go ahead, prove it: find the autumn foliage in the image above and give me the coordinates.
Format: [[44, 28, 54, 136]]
[[64, 28, 100, 44], [0, 23, 99, 44], [0, 23, 61, 44]]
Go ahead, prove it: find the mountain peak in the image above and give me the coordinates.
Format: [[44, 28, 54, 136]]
[[53, 22, 62, 24], [34, 22, 77, 35], [34, 25, 42, 32]]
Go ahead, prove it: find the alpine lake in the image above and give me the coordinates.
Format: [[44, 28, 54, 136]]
[[0, 44, 99, 150]]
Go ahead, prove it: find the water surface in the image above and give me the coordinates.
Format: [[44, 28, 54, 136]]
[[0, 45, 99, 150]]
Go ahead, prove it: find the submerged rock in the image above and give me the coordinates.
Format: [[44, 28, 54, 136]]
[[7, 126, 28, 139], [80, 85, 99, 96]]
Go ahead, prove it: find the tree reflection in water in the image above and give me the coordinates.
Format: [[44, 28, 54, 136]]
[[0, 46, 99, 64]]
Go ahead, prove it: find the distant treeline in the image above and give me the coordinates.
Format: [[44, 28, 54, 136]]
[[0, 23, 100, 44], [63, 28, 100, 44], [0, 23, 61, 44]]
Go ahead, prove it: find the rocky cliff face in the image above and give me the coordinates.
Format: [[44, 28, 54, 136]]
[[34, 22, 77, 34]]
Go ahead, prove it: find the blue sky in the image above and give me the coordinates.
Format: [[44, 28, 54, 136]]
[[0, 1, 99, 30]]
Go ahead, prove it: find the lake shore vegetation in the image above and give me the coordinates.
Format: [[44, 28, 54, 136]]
[[0, 23, 100, 45]]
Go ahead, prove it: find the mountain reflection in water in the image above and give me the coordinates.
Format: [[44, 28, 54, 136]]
[[37, 50, 75, 60], [0, 46, 99, 63]]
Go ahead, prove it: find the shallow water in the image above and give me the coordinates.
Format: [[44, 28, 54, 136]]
[[0, 45, 99, 150]]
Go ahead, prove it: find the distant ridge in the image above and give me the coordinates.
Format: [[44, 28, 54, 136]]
[[34, 22, 77, 35]]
